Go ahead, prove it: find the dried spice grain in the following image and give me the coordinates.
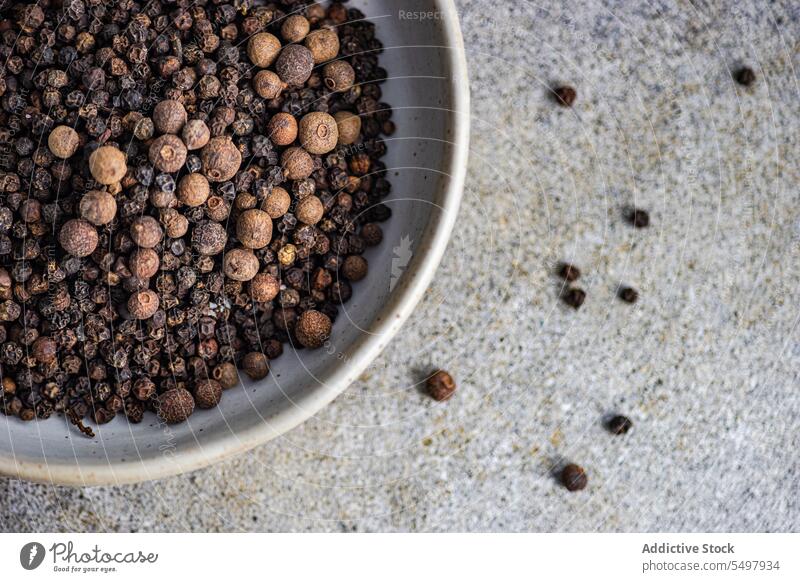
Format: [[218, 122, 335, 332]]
[[201, 137, 242, 182], [48, 125, 80, 159], [295, 310, 332, 348], [79, 190, 117, 226], [59, 219, 98, 257], [427, 370, 456, 401], [607, 415, 633, 435], [89, 146, 127, 185], [241, 352, 269, 381], [561, 464, 588, 491], [158, 388, 195, 424], [194, 379, 222, 409]]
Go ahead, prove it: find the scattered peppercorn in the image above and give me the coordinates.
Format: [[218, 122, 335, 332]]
[[557, 262, 581, 282], [427, 370, 456, 401], [734, 66, 756, 86], [296, 196, 324, 225], [323, 61, 356, 92], [562, 288, 586, 309], [560, 464, 588, 491], [129, 216, 163, 249], [262, 186, 291, 218], [213, 362, 239, 390], [553, 85, 577, 107], [128, 289, 160, 320], [626, 207, 650, 228], [253, 70, 285, 100], [281, 147, 314, 180], [607, 415, 633, 435], [618, 286, 639, 304]]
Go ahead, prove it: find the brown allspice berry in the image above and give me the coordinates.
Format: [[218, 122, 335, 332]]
[[19, 199, 41, 223], [149, 134, 187, 173], [236, 209, 273, 249], [304, 29, 339, 63], [128, 248, 160, 279], [177, 173, 210, 206], [281, 147, 314, 180], [427, 370, 456, 401], [234, 192, 258, 211], [201, 136, 242, 182], [267, 112, 298, 146], [205, 195, 230, 222], [295, 195, 324, 225], [213, 362, 239, 390], [342, 255, 368, 281], [241, 352, 269, 381], [247, 32, 282, 68], [323, 60, 355, 92], [298, 112, 339, 154], [181, 119, 211, 150], [275, 44, 314, 85], [193, 221, 228, 255], [128, 289, 160, 320], [48, 125, 80, 159], [295, 309, 332, 348], [152, 99, 187, 134], [561, 463, 588, 491], [157, 388, 195, 424], [160, 208, 189, 238], [223, 248, 260, 281], [32, 336, 57, 364], [194, 379, 222, 409], [281, 14, 310, 42], [249, 272, 280, 302], [253, 70, 285, 99], [361, 223, 383, 246], [150, 188, 177, 209], [557, 262, 581, 282], [59, 219, 98, 257], [334, 111, 361, 145], [262, 186, 291, 218], [79, 190, 117, 225], [130, 216, 163, 248], [553, 85, 577, 107], [89, 146, 127, 185]]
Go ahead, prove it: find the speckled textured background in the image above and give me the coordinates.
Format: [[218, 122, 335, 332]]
[[2, 0, 800, 532]]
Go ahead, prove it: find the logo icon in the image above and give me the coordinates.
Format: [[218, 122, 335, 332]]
[[20, 542, 45, 570], [390, 235, 413, 291]]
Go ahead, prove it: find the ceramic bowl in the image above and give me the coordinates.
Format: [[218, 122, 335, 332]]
[[0, 0, 469, 485]]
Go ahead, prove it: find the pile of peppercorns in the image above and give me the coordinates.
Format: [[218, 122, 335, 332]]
[[0, 0, 394, 430]]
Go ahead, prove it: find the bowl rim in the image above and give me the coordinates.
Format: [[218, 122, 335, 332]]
[[1, 0, 470, 486]]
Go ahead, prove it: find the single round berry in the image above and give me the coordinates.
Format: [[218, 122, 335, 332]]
[[59, 219, 98, 257], [281, 147, 313, 180], [223, 248, 260, 281], [249, 272, 280, 302], [295, 195, 324, 225], [334, 111, 361, 145], [152, 99, 187, 134], [157, 388, 194, 424], [247, 32, 281, 68], [177, 173, 210, 207], [342, 255, 368, 281], [323, 60, 355, 92], [128, 247, 160, 279], [194, 379, 222, 409], [267, 112, 298, 146], [89, 146, 127, 184], [561, 464, 588, 491], [149, 134, 187, 173], [253, 70, 285, 99], [298, 112, 338, 154], [261, 186, 291, 218], [193, 221, 228, 255], [281, 14, 310, 42], [181, 119, 210, 150], [241, 352, 269, 381], [304, 29, 339, 63], [295, 309, 332, 348], [128, 289, 160, 320], [275, 44, 314, 86], [201, 136, 241, 182], [236, 209, 273, 249], [79, 190, 117, 225], [48, 125, 80, 159]]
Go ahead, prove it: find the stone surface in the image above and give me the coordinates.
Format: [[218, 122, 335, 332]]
[[2, 0, 799, 531]]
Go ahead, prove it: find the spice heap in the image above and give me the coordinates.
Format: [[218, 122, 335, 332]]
[[0, 1, 394, 428]]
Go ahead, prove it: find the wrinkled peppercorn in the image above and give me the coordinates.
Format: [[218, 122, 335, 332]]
[[560, 464, 588, 491], [607, 415, 633, 435], [427, 370, 456, 401], [618, 286, 638, 304]]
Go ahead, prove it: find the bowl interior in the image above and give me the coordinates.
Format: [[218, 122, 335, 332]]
[[0, 0, 465, 485]]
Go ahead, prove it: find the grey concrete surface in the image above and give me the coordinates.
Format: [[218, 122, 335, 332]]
[[2, 0, 800, 531]]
